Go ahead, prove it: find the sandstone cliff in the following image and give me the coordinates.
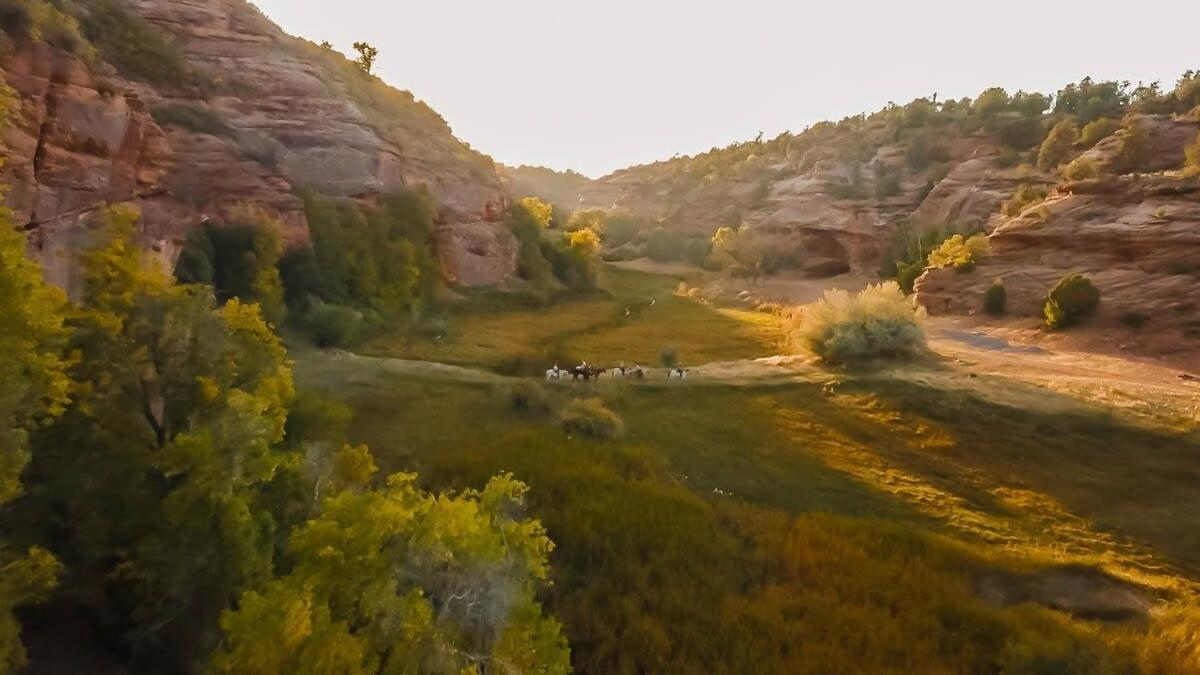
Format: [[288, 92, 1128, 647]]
[[1, 0, 516, 290], [916, 115, 1200, 358]]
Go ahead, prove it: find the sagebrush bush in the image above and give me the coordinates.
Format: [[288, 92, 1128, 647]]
[[1044, 274, 1100, 330], [304, 304, 362, 348], [791, 282, 926, 363], [927, 234, 990, 271], [982, 279, 1007, 316], [561, 398, 624, 439]]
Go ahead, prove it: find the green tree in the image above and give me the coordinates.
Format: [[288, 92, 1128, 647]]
[[352, 41, 378, 74], [212, 472, 570, 675], [1054, 77, 1130, 122], [0, 205, 69, 674], [26, 207, 295, 668], [973, 87, 1010, 118], [0, 80, 68, 673], [1037, 120, 1079, 171]]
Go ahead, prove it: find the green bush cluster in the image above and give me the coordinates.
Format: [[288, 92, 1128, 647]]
[[282, 189, 439, 315], [561, 398, 624, 439], [1054, 78, 1130, 122], [174, 209, 285, 325], [507, 197, 602, 292], [302, 303, 363, 348], [1044, 274, 1100, 330]]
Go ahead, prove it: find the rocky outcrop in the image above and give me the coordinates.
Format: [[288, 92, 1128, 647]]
[[2, 0, 516, 289], [915, 171, 1200, 354], [0, 42, 178, 293]]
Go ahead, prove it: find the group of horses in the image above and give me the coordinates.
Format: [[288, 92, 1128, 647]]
[[545, 363, 688, 382]]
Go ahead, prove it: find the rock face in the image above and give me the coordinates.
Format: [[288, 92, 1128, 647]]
[[1, 0, 516, 289], [915, 173, 1200, 351], [914, 116, 1200, 361]]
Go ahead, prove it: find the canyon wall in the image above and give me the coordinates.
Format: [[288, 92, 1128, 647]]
[[1, 0, 517, 292]]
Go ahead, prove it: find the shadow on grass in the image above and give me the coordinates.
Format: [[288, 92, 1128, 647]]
[[791, 375, 1200, 582]]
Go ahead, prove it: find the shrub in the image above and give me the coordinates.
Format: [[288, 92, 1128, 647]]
[[1003, 184, 1049, 217], [1044, 274, 1100, 330], [927, 234, 990, 271], [792, 282, 926, 363], [983, 279, 1007, 316], [304, 304, 362, 348], [1077, 117, 1121, 149], [1062, 157, 1099, 181], [507, 380, 553, 415], [1183, 132, 1200, 177], [1111, 119, 1151, 174], [1037, 120, 1079, 170], [561, 398, 624, 439]]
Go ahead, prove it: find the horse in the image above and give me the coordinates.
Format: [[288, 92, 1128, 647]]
[[667, 367, 689, 380], [545, 366, 564, 382], [570, 365, 605, 382]]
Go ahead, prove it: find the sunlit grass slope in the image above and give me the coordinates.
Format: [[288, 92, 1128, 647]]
[[360, 267, 785, 371]]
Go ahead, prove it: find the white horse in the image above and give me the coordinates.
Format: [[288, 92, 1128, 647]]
[[545, 365, 564, 382], [667, 367, 688, 380]]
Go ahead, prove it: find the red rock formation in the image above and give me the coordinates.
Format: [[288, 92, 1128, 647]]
[[1, 0, 517, 289]]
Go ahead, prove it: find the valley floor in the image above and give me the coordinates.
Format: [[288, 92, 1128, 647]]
[[293, 264, 1200, 673]]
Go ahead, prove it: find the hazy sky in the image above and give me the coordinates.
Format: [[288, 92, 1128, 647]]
[[252, 1, 1198, 177]]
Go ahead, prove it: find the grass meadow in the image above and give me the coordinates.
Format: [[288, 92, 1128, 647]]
[[292, 267, 1200, 674]]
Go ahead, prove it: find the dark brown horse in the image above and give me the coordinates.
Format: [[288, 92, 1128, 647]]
[[570, 365, 606, 381]]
